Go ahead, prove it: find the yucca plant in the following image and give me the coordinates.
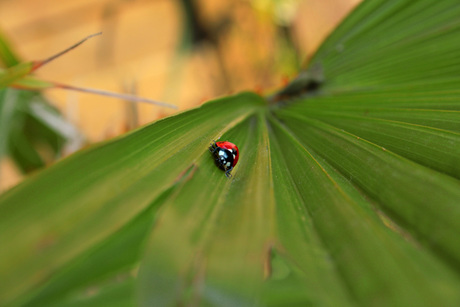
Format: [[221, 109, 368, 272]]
[[1, 0, 460, 306]]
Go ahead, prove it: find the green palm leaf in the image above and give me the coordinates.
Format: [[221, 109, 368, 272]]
[[1, 0, 460, 306]]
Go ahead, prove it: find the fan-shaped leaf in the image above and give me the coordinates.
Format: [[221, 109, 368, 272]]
[[1, 0, 460, 306]]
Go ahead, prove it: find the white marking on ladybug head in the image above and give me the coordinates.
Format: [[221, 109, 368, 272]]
[[218, 150, 225, 156], [232, 154, 235, 159], [226, 162, 231, 167]]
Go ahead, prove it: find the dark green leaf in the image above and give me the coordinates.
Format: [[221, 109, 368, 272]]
[[0, 31, 20, 67]]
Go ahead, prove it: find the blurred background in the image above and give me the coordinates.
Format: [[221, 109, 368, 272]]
[[0, 0, 360, 191]]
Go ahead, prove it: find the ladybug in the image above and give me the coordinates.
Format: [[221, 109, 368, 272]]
[[209, 140, 239, 178]]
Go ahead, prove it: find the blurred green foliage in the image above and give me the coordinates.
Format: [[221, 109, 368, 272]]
[[0, 31, 80, 175]]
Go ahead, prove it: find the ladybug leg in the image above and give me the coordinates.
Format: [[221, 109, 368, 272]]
[[209, 140, 218, 153], [225, 166, 233, 178]]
